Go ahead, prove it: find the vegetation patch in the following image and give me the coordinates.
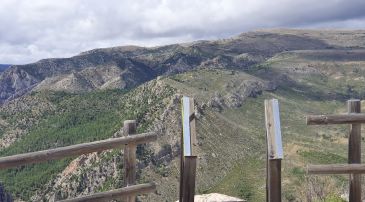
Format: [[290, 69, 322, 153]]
[[0, 83, 174, 200], [298, 150, 346, 164]]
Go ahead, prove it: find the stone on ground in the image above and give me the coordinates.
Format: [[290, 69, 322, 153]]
[[176, 193, 245, 202]]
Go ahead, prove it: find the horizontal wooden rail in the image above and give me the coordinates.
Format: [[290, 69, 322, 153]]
[[58, 182, 156, 202], [307, 164, 365, 174], [306, 114, 365, 125], [0, 132, 157, 169]]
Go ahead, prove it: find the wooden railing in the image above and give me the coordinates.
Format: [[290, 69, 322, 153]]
[[0, 120, 157, 202], [306, 99, 365, 202], [59, 183, 156, 202], [307, 164, 365, 175]]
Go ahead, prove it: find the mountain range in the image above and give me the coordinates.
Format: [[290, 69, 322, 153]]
[[1, 29, 365, 201]]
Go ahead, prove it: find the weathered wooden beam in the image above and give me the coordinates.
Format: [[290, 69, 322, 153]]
[[124, 120, 137, 202], [264, 99, 283, 202], [0, 132, 157, 169], [182, 156, 197, 202], [264, 99, 283, 160], [307, 164, 365, 174], [189, 97, 198, 156], [179, 119, 184, 202], [267, 159, 281, 202], [57, 182, 156, 202], [306, 113, 365, 125], [181, 96, 197, 157], [180, 96, 198, 202], [348, 100, 361, 202]]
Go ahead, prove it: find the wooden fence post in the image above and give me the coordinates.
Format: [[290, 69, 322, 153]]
[[348, 100, 361, 202], [124, 120, 137, 202], [182, 156, 197, 202], [180, 96, 197, 202], [265, 99, 283, 202]]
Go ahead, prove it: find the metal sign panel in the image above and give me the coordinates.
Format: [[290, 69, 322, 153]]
[[182, 96, 192, 156], [265, 99, 283, 159]]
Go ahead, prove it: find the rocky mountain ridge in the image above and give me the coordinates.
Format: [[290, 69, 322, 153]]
[[2, 29, 361, 105]]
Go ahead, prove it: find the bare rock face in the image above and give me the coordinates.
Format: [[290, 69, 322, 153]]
[[225, 80, 274, 107], [208, 79, 276, 109], [0, 55, 157, 104], [208, 92, 225, 111], [33, 66, 129, 93], [0, 67, 39, 104]]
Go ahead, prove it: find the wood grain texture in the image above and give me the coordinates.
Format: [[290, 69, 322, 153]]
[[268, 160, 281, 202], [182, 156, 197, 202], [347, 100, 361, 202], [180, 97, 187, 202], [123, 120, 137, 202], [189, 97, 197, 156], [57, 182, 156, 202], [180, 97, 198, 202], [179, 121, 184, 202], [0, 132, 157, 169], [264, 99, 282, 202], [307, 164, 365, 174], [264, 99, 283, 160], [306, 113, 365, 125]]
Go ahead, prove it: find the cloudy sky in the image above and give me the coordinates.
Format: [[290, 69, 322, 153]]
[[1, 0, 365, 64]]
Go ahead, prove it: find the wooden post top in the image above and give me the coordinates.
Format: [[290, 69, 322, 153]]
[[124, 120, 137, 136], [182, 96, 197, 157], [264, 99, 283, 160], [124, 120, 137, 124]]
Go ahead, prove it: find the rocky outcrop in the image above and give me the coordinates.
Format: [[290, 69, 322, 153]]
[[0, 56, 157, 104], [33, 66, 128, 93], [208, 79, 276, 109], [176, 193, 245, 202], [0, 67, 40, 104], [0, 94, 55, 149], [31, 152, 122, 201]]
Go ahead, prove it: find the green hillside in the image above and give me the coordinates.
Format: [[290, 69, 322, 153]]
[[0, 84, 175, 200], [0, 30, 365, 201], [0, 66, 358, 201]]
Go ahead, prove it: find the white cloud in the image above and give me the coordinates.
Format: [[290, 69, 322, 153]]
[[0, 0, 365, 64]]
